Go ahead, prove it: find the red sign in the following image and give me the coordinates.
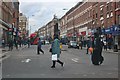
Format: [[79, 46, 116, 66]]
[[81, 31, 86, 36]]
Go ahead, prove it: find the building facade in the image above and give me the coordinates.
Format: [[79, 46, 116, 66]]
[[38, 1, 120, 49], [19, 13, 28, 39], [0, 0, 20, 47], [12, 1, 20, 40]]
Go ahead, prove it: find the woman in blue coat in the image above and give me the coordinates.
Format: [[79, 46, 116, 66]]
[[51, 35, 64, 68]]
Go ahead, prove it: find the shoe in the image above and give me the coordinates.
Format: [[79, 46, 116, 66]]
[[61, 62, 65, 67], [51, 66, 55, 68], [37, 53, 40, 55]]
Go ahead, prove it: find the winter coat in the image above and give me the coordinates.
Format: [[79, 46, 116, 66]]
[[51, 39, 60, 58]]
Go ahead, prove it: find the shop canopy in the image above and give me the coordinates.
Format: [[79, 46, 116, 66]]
[[102, 25, 120, 35]]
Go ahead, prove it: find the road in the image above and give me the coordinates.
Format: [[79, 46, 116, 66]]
[[2, 45, 118, 78]]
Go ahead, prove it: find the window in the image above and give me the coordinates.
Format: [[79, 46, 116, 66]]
[[117, 1, 120, 8], [96, 13, 98, 18], [106, 5, 109, 11], [100, 17, 104, 21], [101, 20, 104, 24], [110, 12, 113, 17], [107, 13, 109, 18]]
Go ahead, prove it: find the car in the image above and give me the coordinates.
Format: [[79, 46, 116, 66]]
[[68, 41, 79, 49], [45, 40, 50, 45]]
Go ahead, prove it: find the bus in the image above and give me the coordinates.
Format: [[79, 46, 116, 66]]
[[30, 33, 39, 45]]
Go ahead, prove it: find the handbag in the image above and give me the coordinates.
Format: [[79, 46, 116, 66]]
[[52, 54, 57, 61]]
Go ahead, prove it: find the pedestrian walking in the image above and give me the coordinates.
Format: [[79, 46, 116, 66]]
[[18, 38, 22, 47], [103, 40, 107, 50], [2, 39, 5, 48], [8, 40, 13, 51], [79, 40, 83, 49], [86, 37, 92, 54], [51, 35, 64, 68], [14, 39, 18, 50], [37, 38, 44, 54], [27, 38, 30, 48]]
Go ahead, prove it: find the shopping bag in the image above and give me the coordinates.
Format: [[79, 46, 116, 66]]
[[52, 54, 57, 61], [89, 47, 93, 54]]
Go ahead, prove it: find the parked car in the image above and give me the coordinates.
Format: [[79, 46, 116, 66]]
[[68, 41, 79, 49]]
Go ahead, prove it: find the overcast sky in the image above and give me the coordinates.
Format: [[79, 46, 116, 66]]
[[19, 0, 81, 33]]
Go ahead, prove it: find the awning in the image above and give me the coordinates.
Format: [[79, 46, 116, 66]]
[[102, 25, 120, 35], [112, 25, 120, 35]]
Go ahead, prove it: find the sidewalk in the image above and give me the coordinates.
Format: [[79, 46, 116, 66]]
[[0, 45, 28, 59], [102, 49, 119, 54]]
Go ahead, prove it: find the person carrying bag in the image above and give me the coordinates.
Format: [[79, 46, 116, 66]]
[[50, 35, 64, 68]]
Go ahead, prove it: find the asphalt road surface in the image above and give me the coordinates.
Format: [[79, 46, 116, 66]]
[[2, 45, 118, 78]]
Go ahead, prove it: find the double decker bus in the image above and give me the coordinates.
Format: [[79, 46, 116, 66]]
[[30, 33, 39, 45]]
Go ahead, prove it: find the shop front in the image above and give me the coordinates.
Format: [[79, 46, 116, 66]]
[[78, 27, 88, 47], [102, 25, 120, 51]]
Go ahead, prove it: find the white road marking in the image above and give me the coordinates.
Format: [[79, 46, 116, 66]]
[[71, 58, 79, 62]]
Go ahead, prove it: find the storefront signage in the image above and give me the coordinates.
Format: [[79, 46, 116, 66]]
[[103, 25, 120, 35]]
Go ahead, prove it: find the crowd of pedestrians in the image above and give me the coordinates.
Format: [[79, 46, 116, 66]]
[[2, 37, 31, 51]]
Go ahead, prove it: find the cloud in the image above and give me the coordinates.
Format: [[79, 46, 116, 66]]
[[19, 0, 81, 2], [19, 1, 80, 33]]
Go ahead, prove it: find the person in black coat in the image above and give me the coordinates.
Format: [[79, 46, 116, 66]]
[[91, 32, 104, 65]]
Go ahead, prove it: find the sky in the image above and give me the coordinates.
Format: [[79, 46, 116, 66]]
[[19, 0, 81, 33]]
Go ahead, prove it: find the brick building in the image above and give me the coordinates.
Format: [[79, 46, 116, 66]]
[[0, 0, 19, 47], [66, 2, 93, 42], [65, 1, 120, 49]]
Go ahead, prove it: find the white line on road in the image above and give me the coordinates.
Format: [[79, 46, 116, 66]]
[[71, 58, 79, 62]]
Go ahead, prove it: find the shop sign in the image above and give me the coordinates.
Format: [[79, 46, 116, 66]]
[[81, 31, 86, 36]]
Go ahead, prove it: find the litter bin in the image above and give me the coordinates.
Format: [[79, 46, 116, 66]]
[[113, 45, 118, 52]]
